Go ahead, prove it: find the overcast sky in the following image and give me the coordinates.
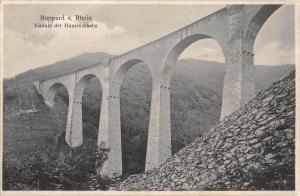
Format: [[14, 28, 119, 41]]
[[3, 4, 295, 78]]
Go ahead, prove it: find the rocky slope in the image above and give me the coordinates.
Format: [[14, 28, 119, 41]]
[[110, 71, 295, 191]]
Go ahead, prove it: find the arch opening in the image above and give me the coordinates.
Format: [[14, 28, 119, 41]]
[[47, 83, 69, 107], [112, 59, 145, 93], [114, 59, 153, 176], [47, 83, 69, 148], [68, 74, 103, 176], [79, 74, 102, 146], [165, 36, 226, 154], [245, 5, 295, 93]]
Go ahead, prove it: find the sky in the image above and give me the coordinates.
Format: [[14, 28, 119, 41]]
[[3, 4, 295, 78]]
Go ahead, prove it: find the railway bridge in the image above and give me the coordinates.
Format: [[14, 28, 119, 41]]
[[34, 4, 283, 178]]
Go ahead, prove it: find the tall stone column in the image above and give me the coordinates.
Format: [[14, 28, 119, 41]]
[[97, 80, 122, 178], [220, 5, 255, 120], [241, 48, 255, 106], [65, 83, 83, 147], [145, 76, 172, 171]]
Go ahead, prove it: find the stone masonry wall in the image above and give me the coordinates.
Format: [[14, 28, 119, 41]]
[[111, 71, 295, 191]]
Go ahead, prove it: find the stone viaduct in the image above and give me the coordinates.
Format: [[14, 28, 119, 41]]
[[33, 5, 283, 178]]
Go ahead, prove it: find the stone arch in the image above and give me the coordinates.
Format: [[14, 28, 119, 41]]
[[46, 82, 69, 107], [242, 4, 286, 96], [163, 34, 226, 83], [111, 59, 153, 94], [160, 34, 226, 153], [244, 5, 282, 52], [111, 58, 153, 174], [75, 74, 103, 103], [75, 74, 103, 144], [220, 5, 286, 120], [45, 82, 70, 147]]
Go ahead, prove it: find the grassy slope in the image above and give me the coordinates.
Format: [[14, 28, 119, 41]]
[[3, 52, 294, 174]]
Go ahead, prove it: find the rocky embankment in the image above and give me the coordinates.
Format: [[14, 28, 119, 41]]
[[111, 71, 295, 191]]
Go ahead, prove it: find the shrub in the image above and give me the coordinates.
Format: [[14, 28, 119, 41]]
[[3, 141, 111, 190]]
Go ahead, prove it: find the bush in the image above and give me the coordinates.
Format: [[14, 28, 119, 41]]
[[3, 142, 112, 190]]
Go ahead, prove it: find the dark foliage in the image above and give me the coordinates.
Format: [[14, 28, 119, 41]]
[[3, 142, 111, 190]]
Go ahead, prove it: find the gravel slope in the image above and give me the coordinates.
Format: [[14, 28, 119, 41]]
[[111, 71, 295, 191]]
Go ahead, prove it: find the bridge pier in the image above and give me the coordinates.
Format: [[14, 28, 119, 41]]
[[145, 77, 172, 171], [220, 5, 255, 120], [97, 82, 122, 178], [65, 84, 84, 147]]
